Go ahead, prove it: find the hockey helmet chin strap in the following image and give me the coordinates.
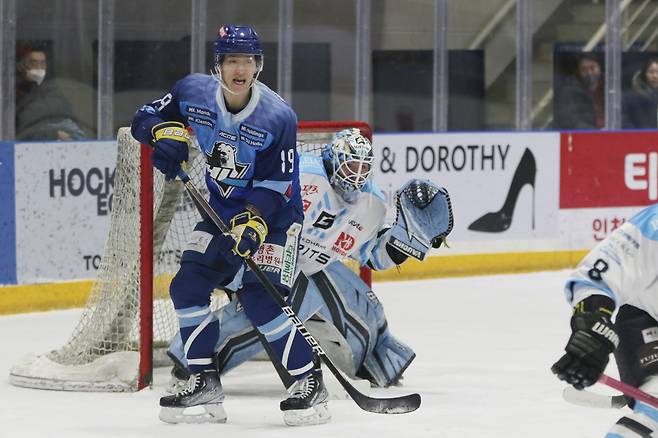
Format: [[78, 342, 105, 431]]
[[211, 57, 263, 96]]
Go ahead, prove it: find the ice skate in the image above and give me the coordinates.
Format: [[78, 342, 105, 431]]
[[159, 370, 226, 424], [280, 368, 331, 426]]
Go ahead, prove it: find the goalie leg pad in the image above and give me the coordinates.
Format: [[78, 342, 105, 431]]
[[359, 328, 416, 387], [389, 179, 453, 261]]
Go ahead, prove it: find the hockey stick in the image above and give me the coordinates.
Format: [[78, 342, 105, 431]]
[[562, 386, 628, 409], [598, 374, 658, 409], [176, 169, 421, 414]]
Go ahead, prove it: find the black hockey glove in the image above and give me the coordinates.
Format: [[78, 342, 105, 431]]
[[150, 121, 189, 181], [551, 300, 618, 390]]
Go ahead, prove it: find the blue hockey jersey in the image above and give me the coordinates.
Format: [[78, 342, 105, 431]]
[[131, 74, 302, 231]]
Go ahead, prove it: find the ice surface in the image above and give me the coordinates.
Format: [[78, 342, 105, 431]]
[[0, 271, 623, 437]]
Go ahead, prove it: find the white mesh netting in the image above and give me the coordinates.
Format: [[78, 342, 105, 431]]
[[9, 123, 364, 392]]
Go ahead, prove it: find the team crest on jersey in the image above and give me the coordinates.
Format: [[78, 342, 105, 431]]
[[206, 141, 250, 197]]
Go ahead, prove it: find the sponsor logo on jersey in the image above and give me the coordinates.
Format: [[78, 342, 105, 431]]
[[206, 141, 250, 197], [240, 134, 264, 148], [332, 232, 356, 255], [252, 243, 284, 276], [239, 124, 267, 139], [186, 105, 216, 119], [313, 211, 336, 229], [302, 185, 319, 196], [218, 130, 237, 142], [302, 199, 312, 212], [188, 116, 215, 128], [348, 219, 364, 231], [642, 327, 658, 343], [299, 242, 331, 265]]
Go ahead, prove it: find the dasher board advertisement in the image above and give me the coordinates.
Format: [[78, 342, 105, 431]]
[[559, 131, 656, 248], [14, 141, 117, 283], [372, 132, 560, 244]]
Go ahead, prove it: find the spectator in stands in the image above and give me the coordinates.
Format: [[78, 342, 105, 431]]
[[555, 53, 605, 130], [622, 57, 658, 129], [15, 44, 88, 141]]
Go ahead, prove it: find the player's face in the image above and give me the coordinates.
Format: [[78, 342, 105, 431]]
[[337, 160, 372, 189], [220, 54, 258, 95]]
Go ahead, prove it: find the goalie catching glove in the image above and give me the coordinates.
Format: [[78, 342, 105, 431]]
[[229, 207, 268, 257], [150, 121, 190, 181], [388, 179, 454, 261], [551, 296, 618, 390]]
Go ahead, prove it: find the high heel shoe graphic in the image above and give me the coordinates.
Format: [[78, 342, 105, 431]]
[[468, 148, 536, 233]]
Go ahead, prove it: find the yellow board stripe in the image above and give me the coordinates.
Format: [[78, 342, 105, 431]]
[[0, 250, 589, 315], [373, 249, 589, 281], [0, 280, 93, 315]]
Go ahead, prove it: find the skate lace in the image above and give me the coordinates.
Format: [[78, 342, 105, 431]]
[[178, 373, 202, 397], [290, 375, 316, 399]]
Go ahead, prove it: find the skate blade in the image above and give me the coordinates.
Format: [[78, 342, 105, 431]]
[[159, 404, 227, 424], [283, 403, 331, 426]]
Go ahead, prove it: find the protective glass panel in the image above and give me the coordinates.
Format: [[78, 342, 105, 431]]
[[16, 0, 98, 140], [112, 0, 192, 134], [532, 0, 606, 130], [448, 0, 517, 130], [372, 0, 434, 132], [620, 0, 658, 129]]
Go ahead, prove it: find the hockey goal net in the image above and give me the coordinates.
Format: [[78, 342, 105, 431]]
[[9, 121, 373, 392]]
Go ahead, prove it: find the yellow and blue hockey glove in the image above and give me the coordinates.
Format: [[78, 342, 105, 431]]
[[230, 208, 268, 257], [150, 121, 190, 181]]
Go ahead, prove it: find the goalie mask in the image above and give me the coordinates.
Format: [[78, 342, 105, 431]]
[[323, 128, 374, 203], [212, 24, 263, 95]]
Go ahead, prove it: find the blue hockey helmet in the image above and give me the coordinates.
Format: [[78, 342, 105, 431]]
[[322, 128, 374, 203], [214, 25, 263, 58]]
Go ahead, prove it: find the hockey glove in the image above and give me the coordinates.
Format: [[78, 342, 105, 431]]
[[388, 179, 453, 261], [551, 304, 618, 390], [230, 208, 268, 258], [150, 121, 190, 181]]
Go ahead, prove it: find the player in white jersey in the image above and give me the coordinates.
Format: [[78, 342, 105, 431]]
[[167, 128, 454, 415], [551, 203, 658, 437]]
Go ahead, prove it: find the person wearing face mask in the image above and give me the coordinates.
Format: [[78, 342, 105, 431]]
[[623, 58, 658, 128], [15, 45, 88, 141], [555, 53, 605, 130]]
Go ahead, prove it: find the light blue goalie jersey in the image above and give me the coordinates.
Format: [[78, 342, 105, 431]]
[[131, 74, 302, 231]]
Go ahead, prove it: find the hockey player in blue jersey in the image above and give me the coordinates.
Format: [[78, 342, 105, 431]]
[[551, 203, 658, 436], [166, 128, 454, 413], [130, 25, 323, 425]]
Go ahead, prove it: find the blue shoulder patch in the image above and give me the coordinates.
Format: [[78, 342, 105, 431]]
[[299, 153, 326, 177], [629, 204, 658, 241]]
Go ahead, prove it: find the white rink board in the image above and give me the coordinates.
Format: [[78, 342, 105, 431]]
[[372, 131, 560, 250], [14, 141, 116, 283], [558, 206, 647, 249]]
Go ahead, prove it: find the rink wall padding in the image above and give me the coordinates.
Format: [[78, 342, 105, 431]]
[[1, 131, 657, 315]]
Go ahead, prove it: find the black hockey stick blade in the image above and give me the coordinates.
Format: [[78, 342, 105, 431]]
[[322, 357, 421, 414], [177, 170, 421, 414]]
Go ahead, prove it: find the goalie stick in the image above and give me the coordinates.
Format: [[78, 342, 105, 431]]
[[176, 169, 421, 415]]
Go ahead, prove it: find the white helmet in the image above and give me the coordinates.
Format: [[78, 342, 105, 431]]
[[323, 128, 374, 201]]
